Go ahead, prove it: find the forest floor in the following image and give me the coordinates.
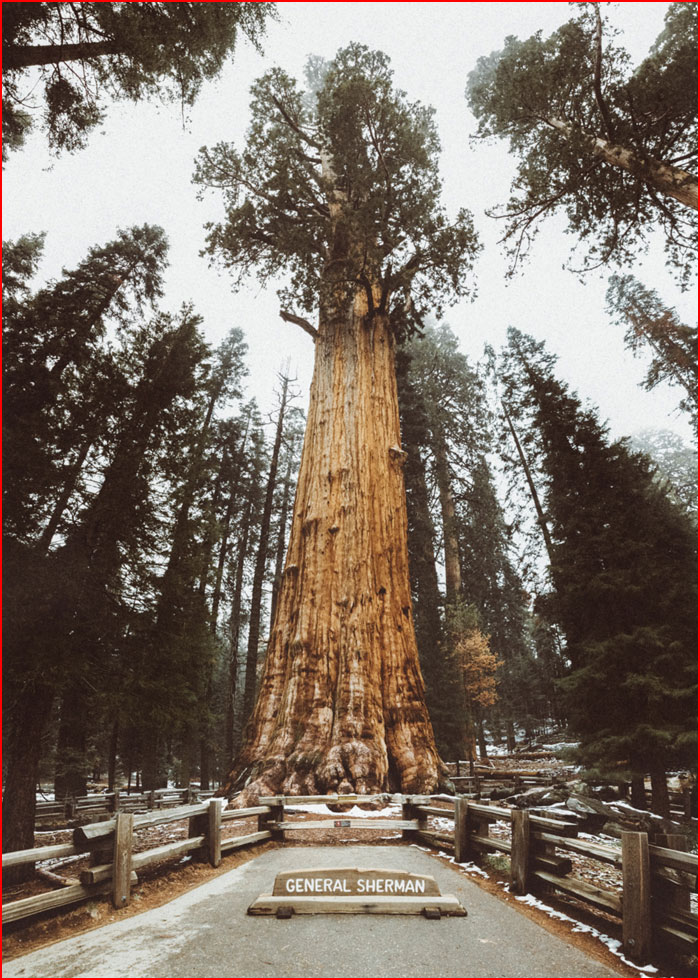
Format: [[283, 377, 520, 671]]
[[3, 747, 695, 979]]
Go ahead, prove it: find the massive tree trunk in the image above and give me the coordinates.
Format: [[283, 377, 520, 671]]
[[226, 285, 443, 800]]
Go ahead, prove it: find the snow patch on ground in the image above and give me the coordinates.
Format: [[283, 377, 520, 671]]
[[285, 803, 401, 818], [431, 816, 454, 832], [449, 857, 490, 879], [512, 891, 659, 975]]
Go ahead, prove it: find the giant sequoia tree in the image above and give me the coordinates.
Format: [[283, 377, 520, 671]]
[[467, 2, 698, 284], [195, 45, 478, 797]]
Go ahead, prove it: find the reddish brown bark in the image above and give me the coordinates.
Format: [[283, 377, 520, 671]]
[[226, 285, 444, 799]]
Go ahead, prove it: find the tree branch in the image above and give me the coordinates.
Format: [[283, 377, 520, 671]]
[[271, 96, 322, 149], [592, 5, 616, 143], [279, 308, 317, 340], [3, 40, 120, 70]]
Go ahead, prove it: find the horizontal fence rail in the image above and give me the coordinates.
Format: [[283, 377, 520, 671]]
[[34, 787, 217, 824], [408, 797, 697, 965], [3, 798, 274, 925]]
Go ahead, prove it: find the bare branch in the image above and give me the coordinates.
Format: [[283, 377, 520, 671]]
[[279, 308, 317, 340]]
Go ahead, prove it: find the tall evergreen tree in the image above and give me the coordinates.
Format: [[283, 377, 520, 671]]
[[396, 339, 464, 759], [3, 224, 169, 542], [3, 306, 209, 860], [195, 45, 478, 798], [499, 328, 697, 802], [467, 2, 697, 284], [138, 328, 247, 789], [606, 273, 698, 431], [2, 2, 275, 156], [458, 459, 548, 745], [241, 372, 295, 726]]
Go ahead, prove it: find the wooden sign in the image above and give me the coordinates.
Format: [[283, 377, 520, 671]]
[[248, 867, 467, 917]]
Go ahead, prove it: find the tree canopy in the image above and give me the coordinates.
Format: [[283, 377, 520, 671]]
[[2, 2, 275, 156], [194, 43, 479, 331], [466, 2, 698, 286], [606, 272, 698, 431]]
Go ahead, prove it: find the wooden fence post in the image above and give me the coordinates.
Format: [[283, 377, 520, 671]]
[[259, 800, 285, 842], [622, 831, 652, 964], [652, 833, 690, 915], [207, 798, 222, 867], [454, 797, 470, 863], [112, 811, 134, 909], [510, 809, 531, 895], [401, 797, 415, 842]]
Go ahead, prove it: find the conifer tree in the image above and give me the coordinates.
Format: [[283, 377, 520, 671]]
[[3, 306, 209, 860], [195, 45, 478, 798], [606, 274, 698, 431], [2, 2, 275, 155], [396, 340, 464, 759], [3, 224, 169, 541], [467, 2, 697, 284], [499, 328, 697, 801]]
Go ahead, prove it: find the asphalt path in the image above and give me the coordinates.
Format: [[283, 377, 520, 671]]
[[3, 845, 622, 978]]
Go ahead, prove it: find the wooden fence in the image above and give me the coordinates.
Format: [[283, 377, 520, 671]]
[[406, 796, 697, 965], [35, 787, 216, 824], [3, 798, 272, 925], [4, 792, 697, 966]]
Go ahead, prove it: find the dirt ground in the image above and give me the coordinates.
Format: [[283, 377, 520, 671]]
[[3, 807, 655, 978]]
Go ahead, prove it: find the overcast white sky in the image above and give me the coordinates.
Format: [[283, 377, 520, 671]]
[[3, 1, 696, 444]]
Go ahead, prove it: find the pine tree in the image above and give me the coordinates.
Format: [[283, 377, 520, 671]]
[[606, 274, 698, 431], [2, 2, 275, 156], [195, 45, 478, 798], [241, 372, 296, 725], [499, 328, 697, 800], [396, 340, 464, 759], [138, 328, 247, 789], [458, 459, 548, 745], [3, 224, 169, 542], [467, 2, 697, 284], [3, 306, 209, 862]]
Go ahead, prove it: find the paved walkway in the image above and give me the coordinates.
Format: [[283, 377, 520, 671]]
[[3, 846, 622, 978]]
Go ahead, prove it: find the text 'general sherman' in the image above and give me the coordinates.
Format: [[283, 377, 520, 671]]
[[284, 876, 427, 894]]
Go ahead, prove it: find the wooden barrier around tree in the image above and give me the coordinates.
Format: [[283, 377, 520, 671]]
[[2, 799, 270, 925], [412, 798, 697, 965], [4, 792, 697, 962]]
